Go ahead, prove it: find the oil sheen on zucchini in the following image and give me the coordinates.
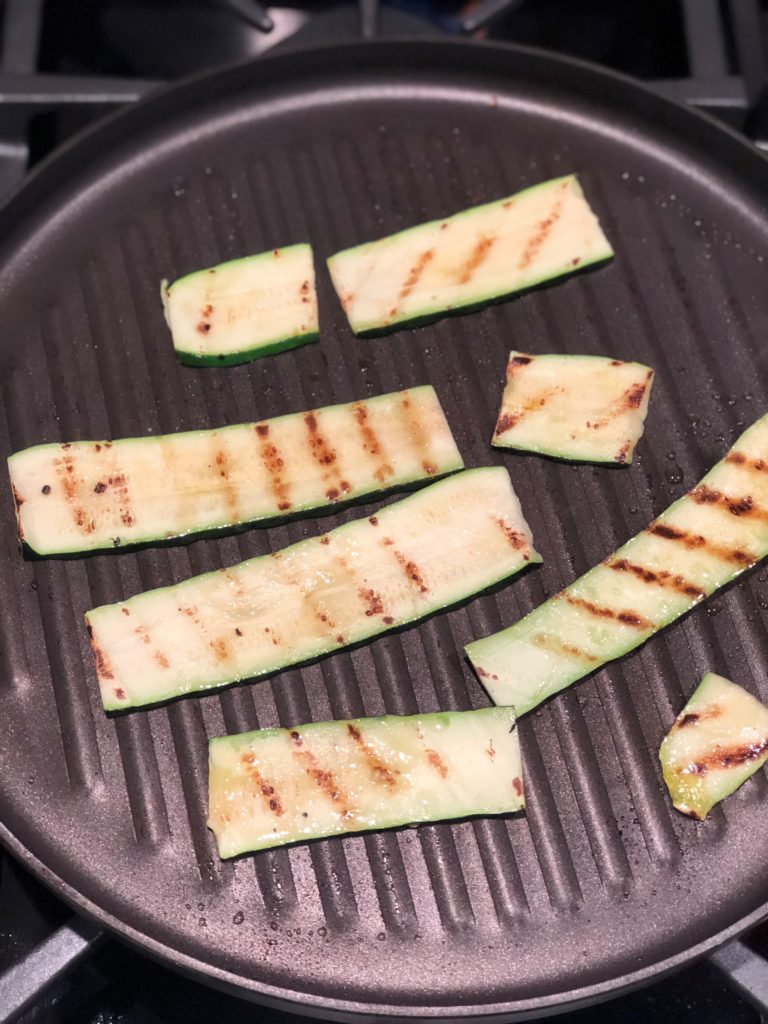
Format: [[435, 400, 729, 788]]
[[9, 386, 461, 557], [493, 351, 654, 464], [659, 672, 768, 821], [467, 412, 768, 715], [209, 707, 523, 857], [162, 244, 318, 366], [87, 467, 540, 711], [326, 175, 613, 336]]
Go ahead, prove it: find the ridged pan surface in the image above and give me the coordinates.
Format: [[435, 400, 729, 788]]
[[0, 40, 767, 1021]]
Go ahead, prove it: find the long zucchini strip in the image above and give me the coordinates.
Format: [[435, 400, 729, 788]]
[[87, 467, 540, 711], [209, 707, 523, 858], [467, 413, 768, 715], [8, 386, 462, 557], [327, 175, 613, 336], [162, 244, 318, 366], [660, 672, 768, 821]]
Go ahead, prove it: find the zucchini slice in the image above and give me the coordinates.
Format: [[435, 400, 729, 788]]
[[209, 706, 523, 858], [87, 467, 540, 711], [9, 386, 462, 558], [492, 351, 654, 464], [327, 175, 613, 336], [162, 244, 318, 366], [467, 412, 768, 715], [659, 672, 768, 821]]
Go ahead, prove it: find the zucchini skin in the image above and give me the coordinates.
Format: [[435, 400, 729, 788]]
[[175, 330, 319, 367], [328, 174, 613, 336], [467, 412, 768, 715], [208, 707, 523, 857], [659, 672, 768, 820], [86, 467, 540, 712], [9, 386, 462, 558]]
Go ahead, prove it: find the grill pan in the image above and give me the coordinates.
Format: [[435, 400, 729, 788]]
[[1, 39, 768, 1021]]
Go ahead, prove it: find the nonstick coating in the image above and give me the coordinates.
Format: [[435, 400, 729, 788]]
[[1, 40, 768, 1021]]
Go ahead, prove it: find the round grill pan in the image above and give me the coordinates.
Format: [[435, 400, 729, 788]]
[[0, 39, 768, 1021]]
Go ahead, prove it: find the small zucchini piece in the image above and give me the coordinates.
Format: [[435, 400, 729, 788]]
[[327, 174, 613, 336], [162, 244, 318, 366], [8, 386, 461, 558], [493, 351, 654, 464], [467, 412, 768, 716], [208, 706, 523, 857], [660, 672, 768, 820], [87, 467, 540, 712]]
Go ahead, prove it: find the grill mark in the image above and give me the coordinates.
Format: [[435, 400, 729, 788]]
[[347, 723, 400, 788], [495, 517, 530, 558], [53, 451, 96, 534], [293, 746, 353, 818], [494, 385, 560, 436], [425, 748, 448, 779], [647, 522, 754, 566], [390, 248, 434, 316], [517, 182, 568, 269], [305, 411, 349, 500], [91, 641, 115, 681], [257, 429, 291, 511], [392, 549, 429, 593], [691, 485, 767, 521], [210, 437, 239, 522], [398, 392, 436, 475], [359, 587, 386, 618], [153, 651, 170, 669], [512, 777, 524, 797], [241, 753, 284, 817], [563, 594, 653, 630], [604, 557, 706, 602], [683, 737, 768, 776], [457, 235, 496, 285], [532, 632, 598, 662], [350, 402, 393, 484], [583, 375, 652, 432], [726, 451, 767, 473]]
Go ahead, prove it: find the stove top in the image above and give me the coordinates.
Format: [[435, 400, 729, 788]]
[[1, 2, 767, 1022]]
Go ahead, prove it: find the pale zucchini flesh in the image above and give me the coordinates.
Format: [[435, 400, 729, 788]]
[[493, 351, 654, 464], [660, 673, 768, 820], [327, 175, 613, 336], [162, 244, 318, 366], [467, 413, 768, 716], [8, 387, 461, 558], [209, 707, 523, 858], [87, 467, 540, 711]]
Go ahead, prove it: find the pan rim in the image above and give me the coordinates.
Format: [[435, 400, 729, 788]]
[[1, 36, 767, 1019]]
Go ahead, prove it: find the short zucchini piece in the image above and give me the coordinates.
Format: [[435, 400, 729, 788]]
[[467, 412, 768, 715], [660, 672, 768, 820], [493, 351, 654, 464], [208, 706, 523, 857], [9, 386, 461, 558], [162, 244, 318, 366], [327, 174, 613, 336], [87, 467, 540, 711]]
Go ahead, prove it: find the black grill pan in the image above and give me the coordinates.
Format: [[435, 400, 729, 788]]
[[1, 39, 768, 1020]]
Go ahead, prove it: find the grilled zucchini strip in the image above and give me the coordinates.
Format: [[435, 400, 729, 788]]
[[209, 706, 523, 857], [8, 387, 462, 557], [87, 467, 540, 711], [660, 673, 768, 820], [467, 413, 768, 715], [327, 175, 613, 336], [162, 244, 318, 366], [493, 351, 654, 464]]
